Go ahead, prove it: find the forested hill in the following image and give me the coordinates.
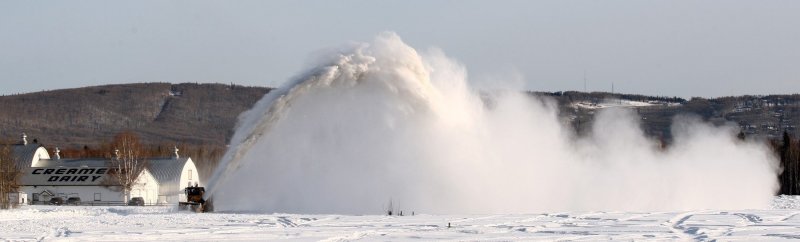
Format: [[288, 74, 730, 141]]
[[0, 83, 271, 149], [1, 83, 798, 150], [538, 91, 800, 141]]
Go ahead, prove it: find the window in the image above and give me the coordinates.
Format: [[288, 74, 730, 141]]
[[32, 193, 39, 201], [188, 169, 192, 180], [94, 193, 101, 201]]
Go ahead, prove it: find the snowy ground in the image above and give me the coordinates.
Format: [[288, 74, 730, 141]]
[[3, 196, 800, 241]]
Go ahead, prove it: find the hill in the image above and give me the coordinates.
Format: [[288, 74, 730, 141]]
[[2, 84, 797, 149], [0, 83, 271, 149], [537, 91, 800, 141]]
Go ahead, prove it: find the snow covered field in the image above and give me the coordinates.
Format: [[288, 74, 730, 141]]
[[2, 196, 800, 241]]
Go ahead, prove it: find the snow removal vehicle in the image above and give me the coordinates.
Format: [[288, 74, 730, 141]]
[[179, 185, 212, 212]]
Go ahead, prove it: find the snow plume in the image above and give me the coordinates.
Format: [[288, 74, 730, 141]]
[[206, 32, 779, 214]]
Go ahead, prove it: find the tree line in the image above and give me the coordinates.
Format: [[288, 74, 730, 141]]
[[775, 131, 800, 195]]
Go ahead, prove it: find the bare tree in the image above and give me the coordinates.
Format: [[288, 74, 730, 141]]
[[105, 132, 148, 202], [0, 144, 21, 209]]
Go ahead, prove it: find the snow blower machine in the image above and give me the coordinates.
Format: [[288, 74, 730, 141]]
[[179, 186, 212, 212]]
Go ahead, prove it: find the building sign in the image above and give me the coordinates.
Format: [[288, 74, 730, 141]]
[[21, 167, 113, 186]]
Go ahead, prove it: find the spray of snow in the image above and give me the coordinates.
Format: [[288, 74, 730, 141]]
[[205, 32, 779, 214]]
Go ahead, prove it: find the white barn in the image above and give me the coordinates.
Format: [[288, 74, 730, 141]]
[[11, 134, 201, 205]]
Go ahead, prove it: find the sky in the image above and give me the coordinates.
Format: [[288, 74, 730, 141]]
[[0, 0, 798, 98]]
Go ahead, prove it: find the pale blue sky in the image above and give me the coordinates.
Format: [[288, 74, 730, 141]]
[[1, 1, 798, 97]]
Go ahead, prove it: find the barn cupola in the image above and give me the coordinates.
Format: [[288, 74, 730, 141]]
[[21, 133, 27, 145], [173, 146, 180, 159]]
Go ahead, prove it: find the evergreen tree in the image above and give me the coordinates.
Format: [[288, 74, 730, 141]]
[[779, 131, 799, 195]]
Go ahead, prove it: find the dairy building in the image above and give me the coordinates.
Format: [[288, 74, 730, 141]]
[[12, 134, 201, 205]]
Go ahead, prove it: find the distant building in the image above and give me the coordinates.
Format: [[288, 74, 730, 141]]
[[10, 133, 200, 205]]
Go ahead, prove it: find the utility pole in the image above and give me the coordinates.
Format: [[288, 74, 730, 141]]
[[583, 70, 587, 93]]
